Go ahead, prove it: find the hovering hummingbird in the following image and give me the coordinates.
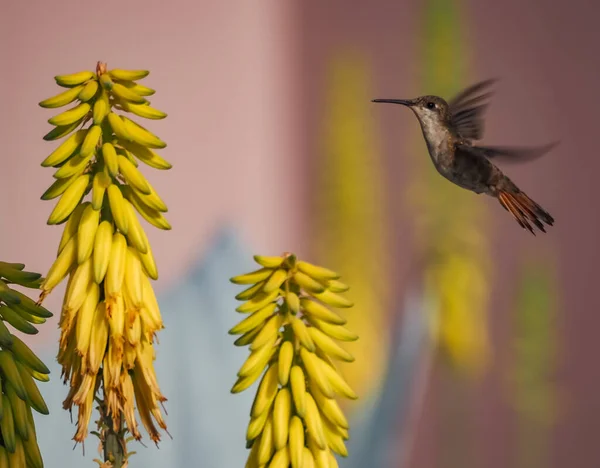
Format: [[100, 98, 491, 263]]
[[373, 79, 555, 234]]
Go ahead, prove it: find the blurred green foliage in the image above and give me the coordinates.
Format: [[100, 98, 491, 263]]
[[511, 256, 558, 468]]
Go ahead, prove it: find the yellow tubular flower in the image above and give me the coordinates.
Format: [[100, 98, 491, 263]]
[[231, 254, 359, 466], [38, 62, 171, 452]]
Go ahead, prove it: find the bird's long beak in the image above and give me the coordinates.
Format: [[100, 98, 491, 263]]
[[371, 98, 414, 106]]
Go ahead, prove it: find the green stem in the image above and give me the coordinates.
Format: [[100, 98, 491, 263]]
[[99, 393, 126, 468]]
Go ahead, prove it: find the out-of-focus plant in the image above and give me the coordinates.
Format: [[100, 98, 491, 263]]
[[412, 0, 492, 377], [230, 254, 358, 467], [0, 263, 51, 468], [509, 257, 558, 468], [314, 54, 390, 401], [37, 62, 172, 466]]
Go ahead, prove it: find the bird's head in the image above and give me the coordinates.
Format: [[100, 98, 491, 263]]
[[372, 95, 451, 128]]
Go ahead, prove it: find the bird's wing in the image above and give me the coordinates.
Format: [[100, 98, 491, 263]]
[[448, 143, 496, 193], [448, 79, 497, 140], [460, 142, 559, 163]]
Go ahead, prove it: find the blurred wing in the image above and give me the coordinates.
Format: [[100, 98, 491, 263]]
[[468, 142, 559, 163], [448, 79, 497, 140]]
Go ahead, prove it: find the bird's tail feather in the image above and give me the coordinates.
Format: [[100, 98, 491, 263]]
[[497, 190, 554, 235]]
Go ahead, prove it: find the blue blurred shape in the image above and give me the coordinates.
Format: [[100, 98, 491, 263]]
[[344, 287, 435, 468], [133, 226, 258, 467]]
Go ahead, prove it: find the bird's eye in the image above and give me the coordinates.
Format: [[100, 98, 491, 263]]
[[426, 102, 436, 109]]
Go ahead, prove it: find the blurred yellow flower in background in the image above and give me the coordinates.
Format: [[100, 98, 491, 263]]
[[313, 54, 391, 400], [411, 0, 492, 377]]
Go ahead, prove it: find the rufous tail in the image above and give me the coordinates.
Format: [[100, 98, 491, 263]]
[[497, 189, 554, 235]]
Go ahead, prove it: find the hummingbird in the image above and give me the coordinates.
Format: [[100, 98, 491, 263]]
[[373, 79, 555, 234]]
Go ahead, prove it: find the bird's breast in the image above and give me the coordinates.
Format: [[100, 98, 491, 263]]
[[424, 133, 454, 171]]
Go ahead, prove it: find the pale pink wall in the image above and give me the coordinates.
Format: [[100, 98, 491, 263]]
[[0, 0, 305, 340]]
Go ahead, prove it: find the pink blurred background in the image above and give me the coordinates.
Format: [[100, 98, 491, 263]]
[[1, 0, 600, 467], [0, 0, 307, 312]]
